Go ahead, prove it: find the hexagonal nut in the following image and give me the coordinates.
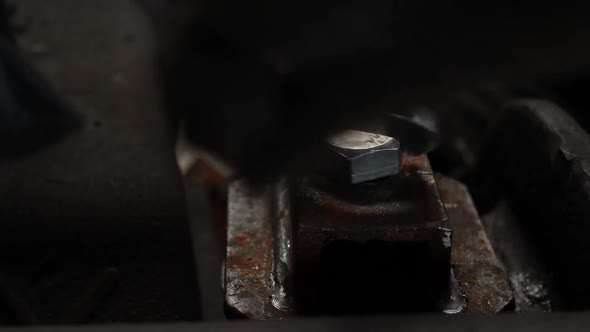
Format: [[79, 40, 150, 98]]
[[327, 130, 401, 184]]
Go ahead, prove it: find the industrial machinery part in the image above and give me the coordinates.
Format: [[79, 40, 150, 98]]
[[326, 130, 402, 184], [293, 155, 456, 315], [224, 154, 512, 318]]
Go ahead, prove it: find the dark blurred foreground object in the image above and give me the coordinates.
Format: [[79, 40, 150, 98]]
[[0, 0, 79, 158], [0, 40, 81, 157], [473, 99, 590, 310], [0, 0, 201, 324]]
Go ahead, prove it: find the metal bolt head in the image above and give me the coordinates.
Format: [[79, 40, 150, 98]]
[[327, 130, 401, 184]]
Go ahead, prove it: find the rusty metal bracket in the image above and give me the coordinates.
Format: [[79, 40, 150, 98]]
[[225, 156, 512, 318]]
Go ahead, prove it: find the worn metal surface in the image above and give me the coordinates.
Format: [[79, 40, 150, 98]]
[[297, 154, 447, 227], [327, 130, 402, 184], [294, 155, 449, 247], [225, 156, 458, 317], [225, 181, 288, 319], [293, 154, 458, 314], [437, 176, 513, 314], [226, 156, 514, 318], [271, 178, 296, 312]]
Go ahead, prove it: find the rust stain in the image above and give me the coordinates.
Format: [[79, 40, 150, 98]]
[[232, 235, 247, 244]]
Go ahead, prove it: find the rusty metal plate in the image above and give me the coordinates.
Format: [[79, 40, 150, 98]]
[[224, 181, 289, 319], [225, 159, 512, 318], [437, 176, 513, 314]]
